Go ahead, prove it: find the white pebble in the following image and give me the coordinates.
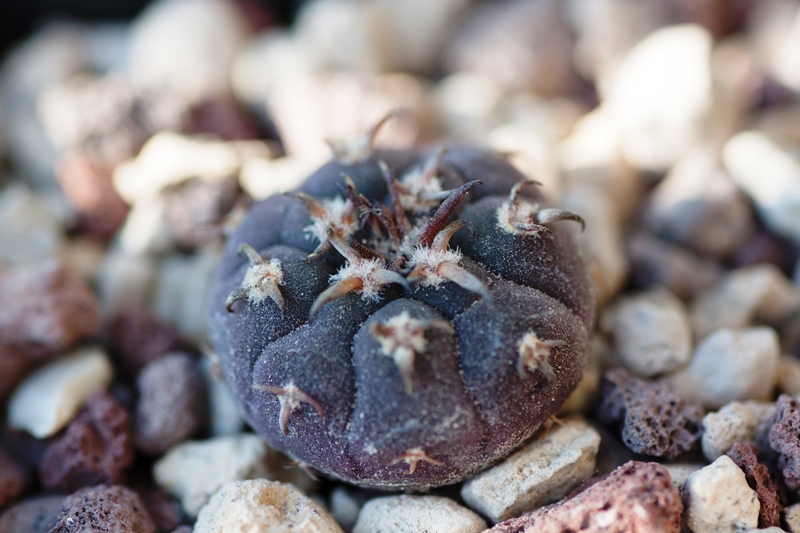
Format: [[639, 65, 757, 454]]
[[605, 289, 692, 377], [154, 434, 274, 517], [779, 356, 800, 396], [662, 463, 703, 491], [96, 249, 156, 314], [129, 0, 249, 104], [561, 182, 628, 304], [690, 264, 800, 341], [7, 346, 113, 438], [606, 25, 714, 172], [199, 354, 243, 437], [354, 495, 485, 533], [194, 480, 342, 533], [684, 455, 759, 533], [785, 502, 800, 533], [461, 418, 600, 523], [723, 130, 800, 245], [330, 487, 361, 532], [701, 401, 776, 462], [0, 184, 69, 266], [151, 248, 219, 345], [668, 327, 780, 409]]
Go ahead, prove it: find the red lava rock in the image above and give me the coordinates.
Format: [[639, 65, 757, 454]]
[[0, 495, 64, 533], [56, 151, 130, 241], [726, 442, 782, 528], [39, 390, 134, 493], [48, 485, 156, 533], [135, 353, 208, 455], [0, 263, 101, 395], [0, 448, 27, 508], [0, 263, 101, 354], [108, 307, 185, 379], [487, 461, 682, 533], [769, 394, 800, 491], [597, 368, 703, 459]]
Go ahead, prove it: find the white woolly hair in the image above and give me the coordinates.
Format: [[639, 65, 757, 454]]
[[330, 258, 387, 300], [303, 197, 356, 242], [496, 198, 541, 235], [242, 258, 283, 303], [399, 167, 443, 213], [409, 246, 462, 286]]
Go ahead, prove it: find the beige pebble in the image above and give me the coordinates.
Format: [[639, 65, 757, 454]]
[[701, 401, 775, 461], [7, 346, 113, 438], [354, 495, 485, 533], [194, 479, 342, 533], [461, 418, 600, 523], [668, 327, 780, 410], [604, 288, 692, 377], [684, 455, 759, 533], [154, 433, 310, 517]]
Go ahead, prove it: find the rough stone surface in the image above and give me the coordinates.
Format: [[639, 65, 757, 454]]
[[645, 148, 755, 258], [39, 390, 133, 492], [597, 368, 703, 459], [108, 306, 184, 378], [7, 347, 114, 438], [724, 130, 800, 244], [461, 418, 601, 523], [0, 448, 27, 508], [778, 356, 800, 396], [727, 442, 782, 528], [49, 484, 156, 533], [604, 289, 692, 377], [769, 395, 800, 490], [668, 327, 780, 410], [0, 495, 64, 533], [690, 264, 800, 341], [153, 433, 305, 517], [684, 455, 760, 533], [354, 495, 485, 533], [330, 487, 361, 532], [195, 479, 344, 533], [129, 0, 250, 105], [199, 354, 244, 437], [445, 0, 577, 97], [0, 184, 68, 267], [626, 231, 722, 301], [0, 263, 101, 395], [487, 461, 681, 533], [135, 352, 208, 455], [605, 25, 713, 172], [662, 463, 703, 490], [785, 503, 800, 533], [702, 401, 775, 461]]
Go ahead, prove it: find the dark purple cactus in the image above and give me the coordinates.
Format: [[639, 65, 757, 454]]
[[208, 122, 595, 490]]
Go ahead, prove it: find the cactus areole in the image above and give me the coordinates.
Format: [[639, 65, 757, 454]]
[[209, 122, 595, 490]]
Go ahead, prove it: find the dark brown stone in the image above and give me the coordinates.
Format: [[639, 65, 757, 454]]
[[39, 391, 134, 493], [597, 368, 703, 459], [726, 442, 782, 528], [108, 307, 184, 379], [0, 448, 27, 509]]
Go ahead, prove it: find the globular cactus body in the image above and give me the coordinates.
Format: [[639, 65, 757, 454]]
[[209, 133, 595, 490]]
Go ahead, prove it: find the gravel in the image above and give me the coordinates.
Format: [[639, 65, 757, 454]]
[[1, 0, 799, 530]]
